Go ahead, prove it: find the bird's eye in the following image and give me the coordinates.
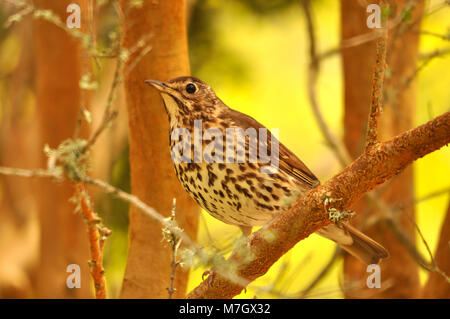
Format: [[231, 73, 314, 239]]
[[186, 83, 197, 94]]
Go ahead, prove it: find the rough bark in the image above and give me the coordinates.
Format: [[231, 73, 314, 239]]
[[341, 0, 424, 298], [422, 201, 450, 298], [119, 0, 199, 299], [31, 0, 92, 298], [187, 112, 450, 298]]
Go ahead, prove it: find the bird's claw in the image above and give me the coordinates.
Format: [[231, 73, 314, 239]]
[[202, 269, 248, 293], [202, 269, 216, 287]]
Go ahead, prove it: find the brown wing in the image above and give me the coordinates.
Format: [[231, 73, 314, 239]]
[[278, 141, 319, 188], [221, 107, 320, 188]]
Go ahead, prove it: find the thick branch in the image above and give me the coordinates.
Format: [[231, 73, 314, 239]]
[[186, 111, 450, 299]]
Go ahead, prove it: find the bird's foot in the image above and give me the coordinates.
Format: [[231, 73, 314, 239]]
[[202, 269, 216, 287], [201, 269, 249, 293]]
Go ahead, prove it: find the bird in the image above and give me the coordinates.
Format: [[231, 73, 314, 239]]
[[145, 76, 388, 265]]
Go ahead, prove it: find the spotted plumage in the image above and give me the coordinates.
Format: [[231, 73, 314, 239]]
[[146, 76, 388, 264]]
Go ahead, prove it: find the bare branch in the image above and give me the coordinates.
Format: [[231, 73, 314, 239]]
[[165, 198, 182, 299], [0, 166, 60, 179], [73, 183, 110, 299], [365, 27, 388, 149]]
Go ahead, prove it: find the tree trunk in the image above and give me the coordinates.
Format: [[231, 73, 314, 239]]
[[119, 0, 199, 299], [422, 201, 450, 298], [0, 17, 38, 299], [31, 0, 92, 298], [341, 0, 424, 298]]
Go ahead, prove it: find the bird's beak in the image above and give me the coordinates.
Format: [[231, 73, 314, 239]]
[[145, 79, 173, 95]]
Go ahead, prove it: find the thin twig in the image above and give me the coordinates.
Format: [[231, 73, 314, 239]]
[[419, 47, 450, 60], [363, 192, 431, 271], [82, 17, 152, 152], [398, 185, 450, 209], [277, 253, 313, 294], [297, 246, 341, 298], [74, 0, 97, 139], [318, 0, 448, 61], [0, 166, 60, 179], [4, 0, 90, 44], [385, 0, 421, 63], [418, 30, 450, 41], [407, 53, 450, 87], [300, 0, 352, 167], [82, 2, 124, 151], [384, 217, 430, 269], [406, 211, 450, 283], [166, 198, 182, 299], [401, 47, 450, 89], [364, 187, 450, 280]]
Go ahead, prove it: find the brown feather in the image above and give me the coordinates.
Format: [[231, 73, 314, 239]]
[[222, 107, 319, 187]]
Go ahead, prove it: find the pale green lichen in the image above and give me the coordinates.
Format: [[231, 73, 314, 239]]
[[322, 192, 342, 207], [119, 49, 130, 63], [33, 9, 61, 25], [381, 5, 391, 23], [161, 217, 183, 246], [129, 0, 144, 9], [79, 73, 99, 91], [328, 208, 355, 223], [179, 248, 195, 269], [45, 139, 90, 182], [82, 109, 92, 124], [261, 229, 278, 244], [69, 194, 82, 214], [322, 192, 354, 223], [5, 5, 33, 28], [234, 239, 255, 264]]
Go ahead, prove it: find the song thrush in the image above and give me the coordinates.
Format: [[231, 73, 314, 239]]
[[146, 76, 388, 264]]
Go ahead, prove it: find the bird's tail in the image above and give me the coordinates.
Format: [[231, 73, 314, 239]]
[[317, 223, 388, 264]]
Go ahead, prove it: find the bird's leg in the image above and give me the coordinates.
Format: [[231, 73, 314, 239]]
[[239, 225, 253, 237], [201, 269, 216, 287]]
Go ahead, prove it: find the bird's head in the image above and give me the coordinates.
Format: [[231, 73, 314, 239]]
[[145, 76, 224, 123]]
